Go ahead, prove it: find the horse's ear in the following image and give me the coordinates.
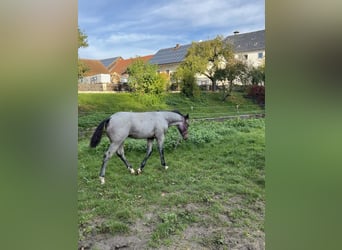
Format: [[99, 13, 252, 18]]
[[185, 114, 189, 119]]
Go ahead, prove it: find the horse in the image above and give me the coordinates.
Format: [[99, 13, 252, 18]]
[[90, 110, 189, 184]]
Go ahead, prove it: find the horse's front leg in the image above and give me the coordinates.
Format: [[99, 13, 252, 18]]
[[137, 138, 154, 174], [156, 136, 168, 170], [116, 143, 135, 174]]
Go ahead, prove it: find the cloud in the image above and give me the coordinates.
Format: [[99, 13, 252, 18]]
[[107, 33, 180, 44], [149, 0, 264, 28], [78, 0, 265, 59], [78, 16, 101, 25], [79, 33, 179, 59]]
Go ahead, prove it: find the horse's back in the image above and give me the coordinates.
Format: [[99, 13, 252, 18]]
[[107, 112, 167, 139], [110, 112, 165, 123]]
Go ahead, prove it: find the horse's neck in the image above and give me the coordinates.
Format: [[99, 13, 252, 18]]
[[163, 112, 183, 126]]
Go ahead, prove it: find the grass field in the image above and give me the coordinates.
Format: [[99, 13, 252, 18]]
[[78, 92, 264, 131], [78, 92, 265, 249]]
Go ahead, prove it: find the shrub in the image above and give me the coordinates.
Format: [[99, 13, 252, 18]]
[[246, 85, 265, 105], [180, 71, 200, 99]]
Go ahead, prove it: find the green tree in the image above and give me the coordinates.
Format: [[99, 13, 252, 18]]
[[248, 62, 265, 85], [78, 27, 88, 48], [173, 68, 200, 98], [127, 59, 167, 105], [78, 27, 89, 78], [177, 36, 235, 91], [215, 59, 248, 101]]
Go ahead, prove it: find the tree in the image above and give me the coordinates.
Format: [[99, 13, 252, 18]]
[[78, 27, 89, 78], [248, 62, 265, 85], [78, 27, 88, 49], [127, 59, 168, 105], [173, 67, 200, 98], [215, 59, 248, 101], [177, 36, 235, 91]]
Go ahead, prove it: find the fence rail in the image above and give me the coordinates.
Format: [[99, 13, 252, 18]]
[[192, 113, 265, 122]]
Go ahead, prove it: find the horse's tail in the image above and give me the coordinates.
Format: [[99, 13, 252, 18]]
[[90, 118, 110, 148]]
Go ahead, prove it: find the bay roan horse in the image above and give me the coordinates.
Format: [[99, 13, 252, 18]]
[[90, 111, 189, 184]]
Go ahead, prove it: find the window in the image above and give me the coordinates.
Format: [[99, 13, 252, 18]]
[[244, 54, 248, 60], [258, 52, 263, 59]]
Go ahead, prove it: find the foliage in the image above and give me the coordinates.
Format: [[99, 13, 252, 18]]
[[174, 68, 200, 99], [176, 36, 235, 91], [246, 85, 265, 105], [215, 59, 248, 101], [78, 27, 89, 49], [78, 27, 89, 78], [248, 63, 265, 85], [127, 59, 168, 106], [78, 60, 90, 79]]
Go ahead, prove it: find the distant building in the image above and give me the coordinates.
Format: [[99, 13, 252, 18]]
[[110, 55, 153, 84], [79, 74, 111, 84], [149, 30, 265, 88], [78, 59, 111, 84], [78, 30, 265, 91], [149, 44, 192, 76], [224, 30, 265, 67]]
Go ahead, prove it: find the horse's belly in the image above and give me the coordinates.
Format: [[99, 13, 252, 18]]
[[128, 127, 155, 139]]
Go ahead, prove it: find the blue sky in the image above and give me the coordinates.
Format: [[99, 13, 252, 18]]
[[78, 0, 264, 59]]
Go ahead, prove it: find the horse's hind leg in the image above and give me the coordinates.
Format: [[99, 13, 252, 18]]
[[137, 138, 154, 174], [116, 143, 135, 174], [99, 142, 120, 184]]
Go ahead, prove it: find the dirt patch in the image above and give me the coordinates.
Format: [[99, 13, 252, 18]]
[[167, 225, 264, 250], [79, 222, 264, 250], [79, 199, 264, 250]]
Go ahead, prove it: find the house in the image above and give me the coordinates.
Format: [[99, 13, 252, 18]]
[[149, 44, 192, 76], [224, 30, 265, 67], [78, 55, 154, 91], [78, 59, 111, 84], [150, 30, 265, 88], [110, 55, 154, 84], [78, 30, 265, 91], [100, 57, 123, 73]]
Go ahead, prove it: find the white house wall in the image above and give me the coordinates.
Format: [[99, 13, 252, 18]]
[[234, 50, 265, 67], [157, 62, 179, 75], [78, 74, 111, 84]]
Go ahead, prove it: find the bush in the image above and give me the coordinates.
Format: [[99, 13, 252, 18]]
[[180, 71, 200, 99], [246, 85, 265, 105]]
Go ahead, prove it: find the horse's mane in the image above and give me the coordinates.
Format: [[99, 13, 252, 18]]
[[156, 110, 184, 116], [171, 110, 183, 116]]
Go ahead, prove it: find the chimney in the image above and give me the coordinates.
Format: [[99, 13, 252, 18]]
[[174, 44, 180, 50], [233, 31, 239, 35]]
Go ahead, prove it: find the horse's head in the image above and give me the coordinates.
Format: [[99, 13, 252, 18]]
[[177, 114, 189, 140]]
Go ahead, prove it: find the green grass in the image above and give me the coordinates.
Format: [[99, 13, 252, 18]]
[[78, 117, 265, 248], [78, 92, 264, 130]]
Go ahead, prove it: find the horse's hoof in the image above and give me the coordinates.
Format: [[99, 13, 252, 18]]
[[99, 176, 105, 185], [130, 168, 135, 174], [164, 166, 169, 170], [137, 168, 142, 175]]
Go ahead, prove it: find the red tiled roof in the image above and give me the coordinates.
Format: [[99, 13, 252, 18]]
[[80, 59, 110, 76], [110, 55, 153, 75]]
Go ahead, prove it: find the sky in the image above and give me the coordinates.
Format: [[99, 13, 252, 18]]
[[78, 0, 264, 60]]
